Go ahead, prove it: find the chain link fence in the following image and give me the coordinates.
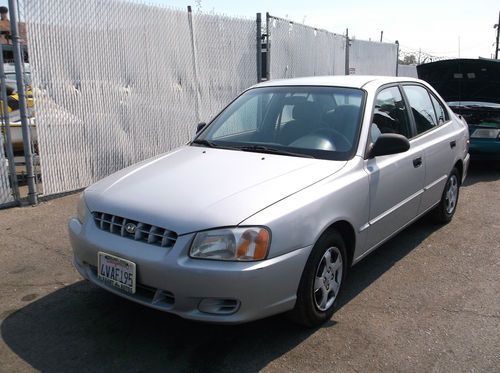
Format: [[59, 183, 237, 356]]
[[267, 14, 399, 80], [193, 13, 257, 120], [3, 2, 404, 205], [267, 15, 346, 79], [23, 0, 257, 196]]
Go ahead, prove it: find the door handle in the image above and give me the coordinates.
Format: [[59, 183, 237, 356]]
[[450, 140, 456, 148], [413, 157, 422, 168]]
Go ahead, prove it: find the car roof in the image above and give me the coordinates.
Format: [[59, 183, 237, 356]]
[[252, 75, 422, 89]]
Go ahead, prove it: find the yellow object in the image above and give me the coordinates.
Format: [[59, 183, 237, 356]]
[[0, 86, 34, 115]]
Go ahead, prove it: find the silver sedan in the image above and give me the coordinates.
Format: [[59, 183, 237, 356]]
[[69, 76, 470, 326]]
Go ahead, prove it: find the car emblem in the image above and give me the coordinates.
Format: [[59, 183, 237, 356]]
[[125, 223, 137, 234]]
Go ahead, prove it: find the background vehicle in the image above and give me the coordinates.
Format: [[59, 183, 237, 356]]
[[0, 63, 34, 154], [418, 58, 500, 160]]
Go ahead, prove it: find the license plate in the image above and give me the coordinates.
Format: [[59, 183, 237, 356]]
[[97, 252, 136, 294]]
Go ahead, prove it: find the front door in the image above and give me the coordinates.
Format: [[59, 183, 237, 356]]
[[364, 85, 425, 251]]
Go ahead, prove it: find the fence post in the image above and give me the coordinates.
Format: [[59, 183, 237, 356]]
[[187, 5, 201, 122], [395, 40, 400, 76], [8, 0, 37, 204], [256, 13, 262, 83], [344, 28, 350, 75], [0, 45, 20, 203], [266, 12, 271, 80]]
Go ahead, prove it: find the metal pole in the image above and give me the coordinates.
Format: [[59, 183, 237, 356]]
[[256, 13, 262, 83], [0, 45, 20, 202], [8, 0, 37, 204], [395, 40, 399, 77], [344, 28, 350, 75], [495, 11, 500, 60], [187, 5, 201, 123], [266, 12, 270, 80]]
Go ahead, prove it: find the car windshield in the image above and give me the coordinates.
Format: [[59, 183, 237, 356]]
[[193, 86, 365, 160]]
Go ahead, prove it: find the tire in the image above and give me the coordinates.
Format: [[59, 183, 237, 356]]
[[431, 167, 460, 224], [288, 229, 347, 327]]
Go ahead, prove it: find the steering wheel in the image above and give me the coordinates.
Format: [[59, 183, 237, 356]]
[[313, 128, 351, 151]]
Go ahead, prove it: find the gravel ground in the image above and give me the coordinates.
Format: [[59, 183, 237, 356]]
[[0, 161, 499, 373]]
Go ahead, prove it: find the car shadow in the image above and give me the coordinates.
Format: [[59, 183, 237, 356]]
[[463, 160, 500, 187], [337, 218, 437, 309], [1, 219, 440, 373]]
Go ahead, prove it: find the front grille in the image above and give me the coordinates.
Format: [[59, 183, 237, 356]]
[[92, 212, 177, 248]]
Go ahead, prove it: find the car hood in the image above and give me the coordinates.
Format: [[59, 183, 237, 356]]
[[417, 59, 500, 104], [84, 146, 346, 235]]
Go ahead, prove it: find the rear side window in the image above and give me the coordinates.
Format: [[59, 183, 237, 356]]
[[430, 94, 449, 124], [371, 86, 412, 141], [403, 85, 438, 135]]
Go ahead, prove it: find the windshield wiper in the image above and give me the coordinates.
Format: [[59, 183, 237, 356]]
[[191, 139, 242, 151], [238, 145, 315, 158], [191, 139, 218, 148]]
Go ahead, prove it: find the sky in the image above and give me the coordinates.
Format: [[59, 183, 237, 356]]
[[1, 0, 498, 59]]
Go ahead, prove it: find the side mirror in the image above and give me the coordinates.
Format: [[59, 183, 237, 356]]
[[369, 134, 410, 158], [196, 122, 207, 134]]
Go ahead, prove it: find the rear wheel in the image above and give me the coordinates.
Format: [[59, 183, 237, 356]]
[[432, 167, 460, 223], [289, 230, 347, 327]]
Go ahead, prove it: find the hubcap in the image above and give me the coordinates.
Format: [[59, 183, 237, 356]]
[[444, 175, 458, 214], [313, 246, 343, 311]]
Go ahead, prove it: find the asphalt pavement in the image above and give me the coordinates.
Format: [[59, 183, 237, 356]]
[[0, 161, 499, 373]]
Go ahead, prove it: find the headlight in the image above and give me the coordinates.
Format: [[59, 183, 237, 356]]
[[76, 193, 89, 224], [190, 227, 271, 261]]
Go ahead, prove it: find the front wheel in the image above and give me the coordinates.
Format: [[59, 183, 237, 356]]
[[288, 230, 347, 327], [431, 167, 460, 223]]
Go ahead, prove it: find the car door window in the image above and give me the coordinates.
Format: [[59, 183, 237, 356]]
[[403, 85, 438, 135], [371, 86, 412, 141], [430, 94, 449, 124]]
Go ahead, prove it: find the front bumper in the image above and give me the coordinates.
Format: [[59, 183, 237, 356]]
[[69, 217, 311, 324]]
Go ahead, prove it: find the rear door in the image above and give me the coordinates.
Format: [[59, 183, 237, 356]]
[[401, 84, 455, 213]]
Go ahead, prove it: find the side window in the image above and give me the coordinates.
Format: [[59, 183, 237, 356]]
[[403, 85, 438, 135], [371, 86, 412, 141], [430, 94, 449, 124], [279, 104, 294, 124], [334, 93, 361, 107]]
